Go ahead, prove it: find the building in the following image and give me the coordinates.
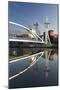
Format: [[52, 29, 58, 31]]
[[48, 30, 58, 45]]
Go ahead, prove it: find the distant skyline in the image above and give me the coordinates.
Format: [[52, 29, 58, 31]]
[[8, 1, 58, 34]]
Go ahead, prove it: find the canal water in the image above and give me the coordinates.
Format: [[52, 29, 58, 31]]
[[9, 48, 58, 88]]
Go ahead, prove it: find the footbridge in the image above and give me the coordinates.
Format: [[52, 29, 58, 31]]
[[9, 21, 45, 44]]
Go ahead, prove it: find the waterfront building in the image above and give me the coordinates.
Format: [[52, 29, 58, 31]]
[[48, 30, 58, 44]]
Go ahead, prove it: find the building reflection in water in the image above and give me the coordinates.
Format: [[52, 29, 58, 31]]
[[9, 51, 44, 80], [30, 49, 58, 80], [34, 63, 40, 80], [43, 49, 58, 80], [31, 55, 40, 80], [44, 50, 49, 80], [9, 48, 58, 81]]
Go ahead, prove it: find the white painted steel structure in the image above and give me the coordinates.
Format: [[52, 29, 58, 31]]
[[9, 21, 45, 43]]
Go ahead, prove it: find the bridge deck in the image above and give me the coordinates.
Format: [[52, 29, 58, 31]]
[[9, 38, 44, 43]]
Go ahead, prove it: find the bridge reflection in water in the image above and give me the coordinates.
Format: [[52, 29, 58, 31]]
[[9, 48, 58, 88]]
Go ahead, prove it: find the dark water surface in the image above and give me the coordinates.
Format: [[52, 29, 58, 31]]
[[9, 48, 58, 88]]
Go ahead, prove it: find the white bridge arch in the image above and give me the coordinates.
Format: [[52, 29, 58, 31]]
[[9, 21, 45, 44]]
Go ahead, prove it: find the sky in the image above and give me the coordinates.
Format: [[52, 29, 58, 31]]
[[8, 1, 58, 34]]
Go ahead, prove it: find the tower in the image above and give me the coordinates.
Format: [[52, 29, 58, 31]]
[[44, 17, 51, 44], [34, 22, 40, 37]]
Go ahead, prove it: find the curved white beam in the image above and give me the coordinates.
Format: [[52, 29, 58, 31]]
[[9, 21, 38, 40], [9, 21, 30, 31], [9, 51, 44, 63], [9, 52, 44, 80], [9, 21, 44, 43]]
